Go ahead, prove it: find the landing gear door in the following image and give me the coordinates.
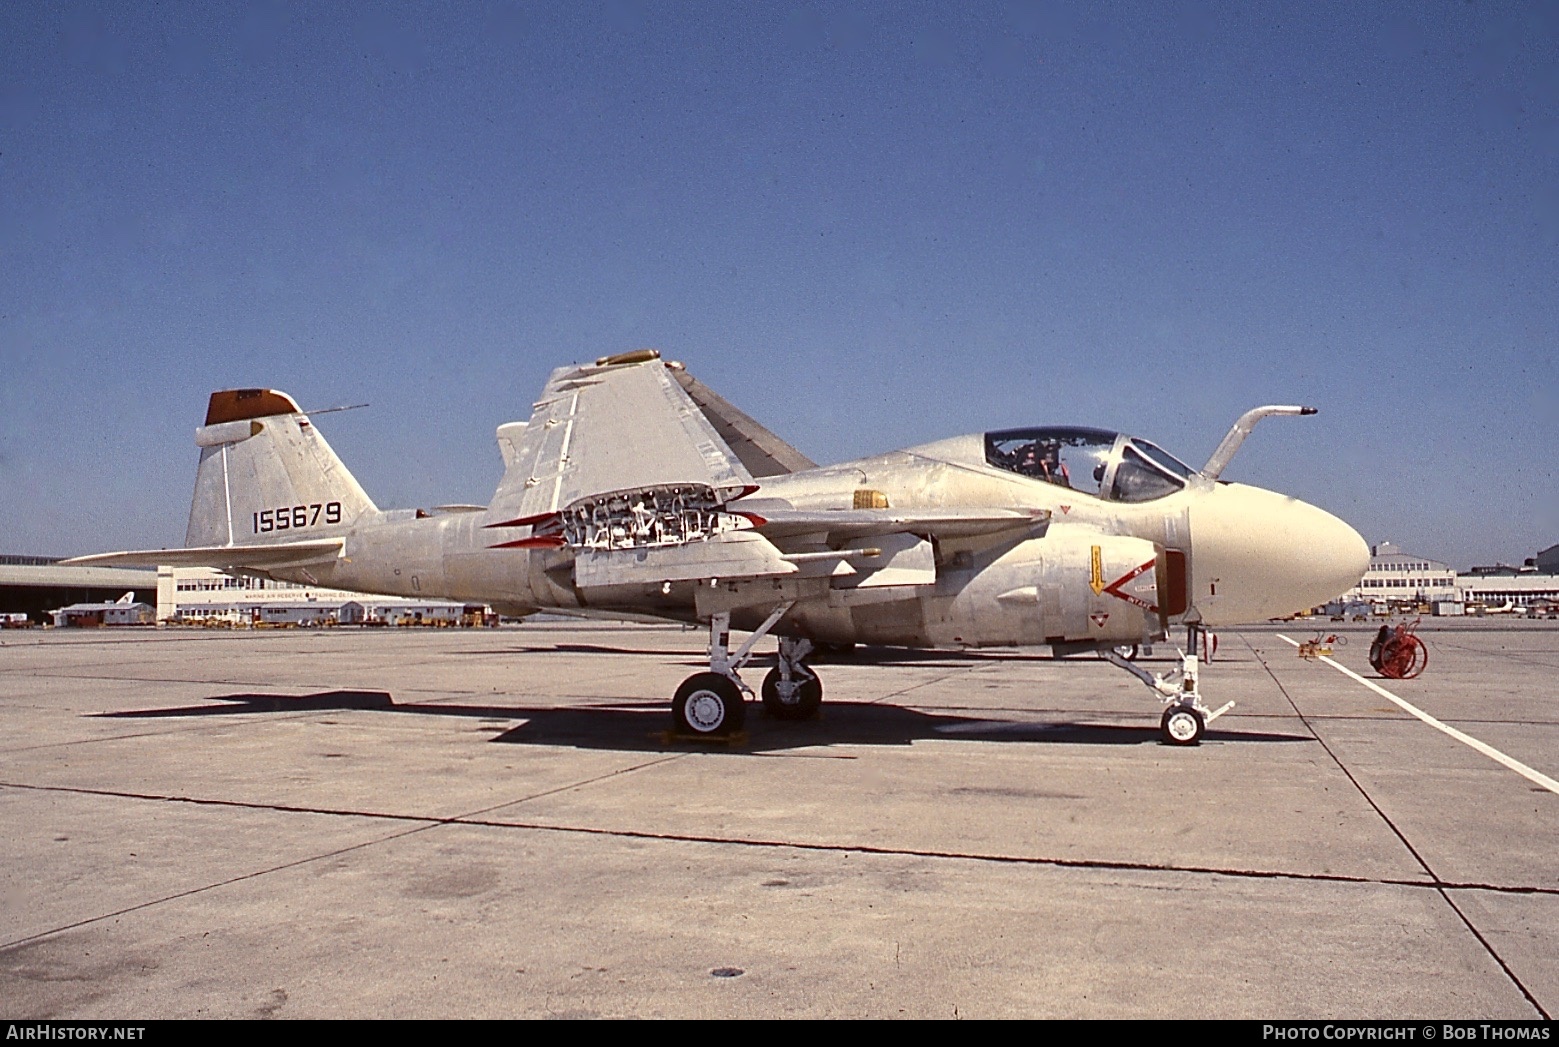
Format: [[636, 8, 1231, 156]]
[[1156, 547, 1189, 623], [1156, 506, 1191, 627]]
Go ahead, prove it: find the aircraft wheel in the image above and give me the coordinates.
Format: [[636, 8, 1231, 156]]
[[673, 673, 745, 737], [760, 665, 823, 720], [1161, 705, 1204, 746]]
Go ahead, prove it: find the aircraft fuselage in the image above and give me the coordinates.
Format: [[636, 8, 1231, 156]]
[[280, 432, 1366, 652]]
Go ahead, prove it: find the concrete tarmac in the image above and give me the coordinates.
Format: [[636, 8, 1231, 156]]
[[2, 619, 1555, 1018]]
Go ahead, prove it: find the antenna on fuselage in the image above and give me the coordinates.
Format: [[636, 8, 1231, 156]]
[[1201, 405, 1317, 481]]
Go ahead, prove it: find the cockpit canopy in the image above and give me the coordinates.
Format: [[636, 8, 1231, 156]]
[[985, 427, 1197, 503]]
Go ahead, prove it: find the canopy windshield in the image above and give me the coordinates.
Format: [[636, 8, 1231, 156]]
[[984, 427, 1195, 503]]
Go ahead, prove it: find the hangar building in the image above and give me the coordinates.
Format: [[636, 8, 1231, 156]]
[[1337, 541, 1559, 613], [1, 557, 482, 627], [0, 556, 157, 624], [165, 566, 481, 626]]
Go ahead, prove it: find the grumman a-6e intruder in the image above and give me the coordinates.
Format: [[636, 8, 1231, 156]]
[[72, 351, 1369, 745]]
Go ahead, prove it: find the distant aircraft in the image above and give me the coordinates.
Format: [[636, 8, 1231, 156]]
[[71, 351, 1368, 745]]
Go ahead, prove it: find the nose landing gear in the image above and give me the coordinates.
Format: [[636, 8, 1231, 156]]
[[1103, 624, 1232, 746], [1161, 704, 1205, 745]]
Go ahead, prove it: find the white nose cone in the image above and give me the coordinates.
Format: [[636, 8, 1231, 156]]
[[1190, 484, 1370, 626]]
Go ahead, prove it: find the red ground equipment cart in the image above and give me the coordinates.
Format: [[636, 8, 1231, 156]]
[[1368, 619, 1428, 680]]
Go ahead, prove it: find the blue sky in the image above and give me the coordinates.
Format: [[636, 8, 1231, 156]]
[[2, 1, 1554, 568]]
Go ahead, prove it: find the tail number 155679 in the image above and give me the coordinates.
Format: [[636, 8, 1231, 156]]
[[253, 502, 342, 533]]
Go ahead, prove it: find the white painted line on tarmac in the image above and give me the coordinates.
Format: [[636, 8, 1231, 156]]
[[1277, 635, 1559, 796]]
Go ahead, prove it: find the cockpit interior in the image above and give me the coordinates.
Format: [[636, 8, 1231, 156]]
[[984, 427, 1197, 503]]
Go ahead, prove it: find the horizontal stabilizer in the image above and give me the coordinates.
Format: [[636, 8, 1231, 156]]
[[64, 538, 345, 571]]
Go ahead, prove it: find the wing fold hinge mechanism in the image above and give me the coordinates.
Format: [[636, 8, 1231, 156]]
[[486, 482, 796, 589], [488, 482, 759, 551]]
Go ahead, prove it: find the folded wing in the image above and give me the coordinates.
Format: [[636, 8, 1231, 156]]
[[486, 352, 764, 525]]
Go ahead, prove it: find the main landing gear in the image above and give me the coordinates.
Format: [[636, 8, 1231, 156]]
[[671, 606, 825, 738], [762, 637, 822, 721], [672, 673, 745, 736], [1102, 624, 1232, 746]]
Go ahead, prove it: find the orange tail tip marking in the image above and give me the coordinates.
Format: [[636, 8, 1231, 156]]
[[204, 389, 302, 426]]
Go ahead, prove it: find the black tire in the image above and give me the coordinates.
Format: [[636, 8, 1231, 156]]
[[1160, 705, 1204, 746], [673, 672, 745, 737], [760, 665, 823, 720]]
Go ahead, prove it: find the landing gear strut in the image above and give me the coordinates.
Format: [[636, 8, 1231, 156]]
[[1103, 623, 1233, 746], [672, 605, 811, 737]]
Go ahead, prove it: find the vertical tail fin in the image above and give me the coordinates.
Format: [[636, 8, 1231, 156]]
[[187, 389, 378, 547]]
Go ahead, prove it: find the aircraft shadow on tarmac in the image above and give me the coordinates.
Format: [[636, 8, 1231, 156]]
[[96, 690, 1306, 753], [442, 644, 1201, 668]]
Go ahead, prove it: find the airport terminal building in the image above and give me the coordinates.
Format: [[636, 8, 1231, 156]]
[[2, 558, 484, 627], [166, 567, 486, 626], [1455, 565, 1559, 610], [1347, 542, 1459, 604], [1338, 542, 1559, 614]]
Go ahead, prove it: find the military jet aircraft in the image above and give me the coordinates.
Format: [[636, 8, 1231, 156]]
[[71, 350, 1368, 745]]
